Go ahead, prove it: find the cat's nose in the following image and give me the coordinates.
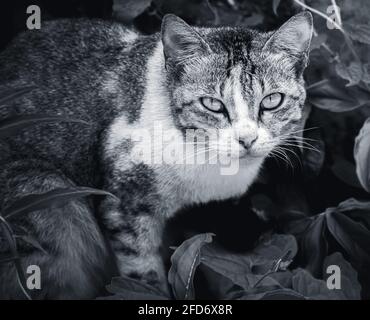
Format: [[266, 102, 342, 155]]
[[238, 135, 258, 149]]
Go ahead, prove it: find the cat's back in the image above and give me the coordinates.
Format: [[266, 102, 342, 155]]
[[0, 18, 140, 87], [0, 19, 151, 185]]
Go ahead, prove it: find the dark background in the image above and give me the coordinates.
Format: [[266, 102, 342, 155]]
[[0, 0, 113, 50], [0, 0, 294, 49]]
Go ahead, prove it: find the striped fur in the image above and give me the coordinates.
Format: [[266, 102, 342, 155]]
[[0, 13, 312, 298]]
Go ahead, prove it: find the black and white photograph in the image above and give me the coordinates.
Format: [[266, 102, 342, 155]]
[[0, 0, 369, 308]]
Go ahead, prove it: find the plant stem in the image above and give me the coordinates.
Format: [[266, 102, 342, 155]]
[[307, 79, 329, 91], [0, 216, 32, 300], [206, 0, 220, 25], [293, 0, 360, 62], [331, 0, 342, 26]]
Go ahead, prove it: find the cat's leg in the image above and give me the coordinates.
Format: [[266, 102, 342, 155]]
[[100, 164, 170, 295], [0, 159, 114, 299], [102, 208, 168, 294]]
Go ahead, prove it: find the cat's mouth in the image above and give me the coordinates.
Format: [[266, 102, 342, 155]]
[[238, 148, 251, 159]]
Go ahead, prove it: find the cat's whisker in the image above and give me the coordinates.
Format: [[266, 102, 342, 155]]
[[283, 142, 321, 154], [279, 145, 300, 168], [269, 139, 321, 153], [283, 135, 319, 142], [276, 146, 302, 167], [268, 149, 292, 169], [271, 146, 291, 167], [280, 142, 321, 153], [283, 126, 319, 135], [273, 135, 321, 152], [276, 148, 294, 170], [281, 135, 319, 143], [282, 139, 319, 148], [282, 139, 320, 148]]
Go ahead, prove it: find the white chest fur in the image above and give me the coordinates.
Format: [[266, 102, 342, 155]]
[[162, 160, 263, 206]]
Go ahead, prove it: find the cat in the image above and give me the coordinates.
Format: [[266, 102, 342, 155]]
[[0, 12, 312, 299]]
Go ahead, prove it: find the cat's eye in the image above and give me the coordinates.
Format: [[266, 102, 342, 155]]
[[200, 97, 224, 112], [260, 93, 284, 110]]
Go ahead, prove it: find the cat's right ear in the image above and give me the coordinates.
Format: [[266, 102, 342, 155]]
[[263, 12, 313, 59], [161, 14, 211, 68]]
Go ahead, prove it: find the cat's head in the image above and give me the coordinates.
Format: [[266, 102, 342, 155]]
[[161, 12, 313, 164]]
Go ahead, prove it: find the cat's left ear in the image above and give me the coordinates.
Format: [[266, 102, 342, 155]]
[[263, 11, 313, 59], [161, 14, 212, 68]]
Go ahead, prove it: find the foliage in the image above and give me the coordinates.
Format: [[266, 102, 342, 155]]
[[106, 232, 361, 300], [354, 118, 370, 192]]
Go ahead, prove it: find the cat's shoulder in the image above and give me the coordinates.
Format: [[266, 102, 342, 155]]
[[42, 18, 139, 42], [3, 18, 141, 54]]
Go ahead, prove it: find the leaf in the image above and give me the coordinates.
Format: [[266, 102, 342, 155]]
[[291, 268, 347, 299], [335, 62, 363, 86], [286, 214, 328, 277], [259, 289, 305, 300], [272, 0, 281, 16], [310, 33, 328, 52], [168, 233, 214, 300], [252, 234, 298, 269], [336, 197, 370, 213], [0, 217, 31, 300], [331, 156, 363, 189], [323, 252, 361, 300], [15, 235, 48, 255], [341, 0, 370, 24], [200, 234, 297, 291], [354, 118, 370, 192], [346, 23, 370, 45], [0, 86, 35, 107], [326, 210, 370, 265], [242, 14, 264, 27], [197, 264, 245, 299], [238, 287, 305, 300], [308, 78, 370, 112], [302, 215, 328, 276], [200, 244, 260, 290], [0, 115, 90, 139], [362, 64, 370, 84], [280, 214, 313, 236], [113, 0, 152, 23], [104, 275, 169, 300], [3, 187, 118, 219], [324, 198, 370, 298]]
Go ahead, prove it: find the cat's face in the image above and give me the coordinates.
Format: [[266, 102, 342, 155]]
[[162, 13, 313, 164]]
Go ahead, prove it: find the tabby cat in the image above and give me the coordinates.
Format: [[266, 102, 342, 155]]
[[0, 12, 312, 299]]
